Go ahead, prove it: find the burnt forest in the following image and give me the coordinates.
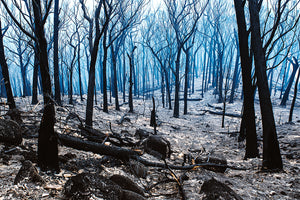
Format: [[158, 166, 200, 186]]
[[0, 0, 299, 199]]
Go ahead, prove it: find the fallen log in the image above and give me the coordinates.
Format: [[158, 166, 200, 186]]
[[136, 156, 247, 171], [171, 98, 202, 101], [207, 103, 222, 110], [201, 110, 241, 118], [58, 134, 139, 160], [58, 134, 247, 171]]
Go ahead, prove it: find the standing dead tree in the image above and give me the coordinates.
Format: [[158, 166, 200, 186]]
[[0, 20, 16, 109], [1, 0, 59, 171]]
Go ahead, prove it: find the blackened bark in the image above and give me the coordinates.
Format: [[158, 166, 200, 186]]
[[161, 71, 165, 108], [123, 46, 126, 103], [150, 96, 157, 134], [173, 47, 182, 118], [77, 36, 83, 101], [288, 58, 299, 122], [127, 46, 137, 113], [229, 32, 240, 103], [38, 103, 59, 171], [32, 0, 59, 171], [217, 43, 224, 103], [85, 2, 105, 127], [32, 45, 39, 104], [0, 20, 16, 109], [280, 58, 299, 106], [184, 49, 189, 115], [102, 26, 108, 113], [249, 0, 282, 170], [110, 43, 120, 110], [234, 0, 259, 159], [68, 45, 77, 105], [164, 68, 172, 110], [53, 0, 61, 105]]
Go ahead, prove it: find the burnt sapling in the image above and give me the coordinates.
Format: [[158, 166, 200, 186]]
[[38, 103, 59, 172]]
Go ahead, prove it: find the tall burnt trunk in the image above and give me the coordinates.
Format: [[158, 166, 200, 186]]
[[249, 0, 282, 170], [0, 20, 16, 109], [32, 0, 59, 171]]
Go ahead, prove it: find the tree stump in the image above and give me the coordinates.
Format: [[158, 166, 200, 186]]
[[0, 119, 22, 145]]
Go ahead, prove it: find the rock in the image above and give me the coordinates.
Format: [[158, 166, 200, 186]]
[[0, 119, 22, 145], [110, 174, 144, 195], [121, 189, 146, 200], [64, 173, 123, 200], [135, 129, 150, 140], [128, 159, 148, 178], [143, 135, 171, 159], [6, 108, 22, 124], [14, 160, 45, 185], [195, 154, 227, 173], [200, 178, 242, 200]]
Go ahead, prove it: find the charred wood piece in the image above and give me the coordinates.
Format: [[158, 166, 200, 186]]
[[142, 135, 171, 160]]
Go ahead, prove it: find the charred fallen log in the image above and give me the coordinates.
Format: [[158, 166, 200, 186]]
[[201, 110, 242, 118], [58, 134, 247, 171], [58, 134, 139, 161]]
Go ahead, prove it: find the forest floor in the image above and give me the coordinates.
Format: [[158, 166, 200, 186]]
[[0, 89, 299, 200]]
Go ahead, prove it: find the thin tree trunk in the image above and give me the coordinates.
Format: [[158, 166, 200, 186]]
[[0, 20, 16, 109], [173, 47, 182, 118], [234, 0, 259, 159], [85, 2, 105, 127], [102, 27, 108, 113], [53, 0, 61, 105], [127, 46, 136, 113], [289, 59, 299, 122], [280, 59, 299, 106], [184, 49, 189, 115]]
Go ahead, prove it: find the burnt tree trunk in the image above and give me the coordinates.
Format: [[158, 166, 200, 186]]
[[234, 0, 259, 159], [53, 0, 61, 105], [32, 0, 59, 171], [249, 0, 282, 170], [183, 48, 190, 115], [85, 2, 106, 127], [288, 58, 299, 122], [280, 57, 299, 106], [127, 46, 137, 113], [32, 44, 39, 104], [173, 46, 182, 118], [0, 20, 16, 109]]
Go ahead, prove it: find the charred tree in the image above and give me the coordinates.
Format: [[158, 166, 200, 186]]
[[53, 0, 61, 105], [32, 45, 39, 104], [280, 57, 299, 106], [234, 0, 259, 159], [0, 20, 16, 109], [150, 96, 157, 134], [32, 0, 59, 171], [127, 46, 137, 113], [85, 1, 107, 127], [288, 58, 299, 122], [249, 0, 282, 170]]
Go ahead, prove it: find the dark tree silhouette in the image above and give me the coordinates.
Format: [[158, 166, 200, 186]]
[[85, 0, 109, 127], [233, 0, 258, 159], [0, 20, 16, 109], [32, 0, 59, 171], [53, 0, 62, 105], [280, 57, 299, 106], [288, 57, 299, 122], [127, 46, 137, 113], [249, 0, 282, 170]]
